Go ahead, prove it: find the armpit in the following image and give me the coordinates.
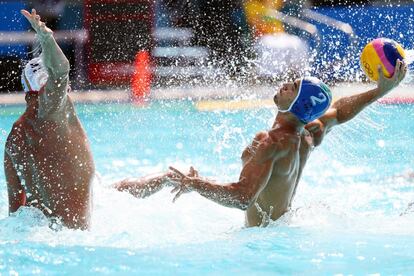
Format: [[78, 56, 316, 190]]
[[303, 129, 319, 148]]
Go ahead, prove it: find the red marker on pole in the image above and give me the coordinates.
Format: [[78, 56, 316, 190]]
[[131, 50, 151, 102]]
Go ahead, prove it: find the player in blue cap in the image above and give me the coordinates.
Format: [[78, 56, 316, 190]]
[[168, 66, 406, 227], [115, 67, 406, 226]]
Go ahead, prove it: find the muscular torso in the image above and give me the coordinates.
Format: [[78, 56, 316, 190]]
[[244, 129, 315, 227], [5, 95, 94, 229]]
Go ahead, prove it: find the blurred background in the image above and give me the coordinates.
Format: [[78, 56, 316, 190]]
[[0, 0, 413, 94]]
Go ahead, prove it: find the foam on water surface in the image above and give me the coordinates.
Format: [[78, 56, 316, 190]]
[[1, 88, 414, 273]]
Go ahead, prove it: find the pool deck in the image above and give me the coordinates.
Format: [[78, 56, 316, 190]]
[[0, 83, 413, 110]]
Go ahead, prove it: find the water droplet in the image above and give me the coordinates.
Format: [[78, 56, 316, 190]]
[[176, 142, 183, 149]]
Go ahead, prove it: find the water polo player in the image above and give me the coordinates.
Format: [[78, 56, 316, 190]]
[[170, 63, 407, 227], [4, 9, 94, 229]]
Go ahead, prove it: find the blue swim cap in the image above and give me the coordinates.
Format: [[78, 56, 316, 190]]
[[286, 77, 332, 123]]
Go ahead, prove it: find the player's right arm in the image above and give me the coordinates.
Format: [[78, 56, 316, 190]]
[[306, 60, 407, 146], [170, 136, 284, 210], [4, 152, 26, 214], [21, 9, 70, 116]]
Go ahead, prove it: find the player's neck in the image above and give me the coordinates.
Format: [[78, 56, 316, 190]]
[[273, 112, 305, 133], [24, 93, 39, 116]]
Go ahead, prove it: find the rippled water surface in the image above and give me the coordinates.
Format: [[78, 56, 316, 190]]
[[1, 91, 414, 274]]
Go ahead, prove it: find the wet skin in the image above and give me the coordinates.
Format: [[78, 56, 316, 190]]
[[4, 93, 94, 229], [4, 9, 94, 230], [171, 79, 322, 226], [244, 80, 317, 226], [170, 60, 407, 227]]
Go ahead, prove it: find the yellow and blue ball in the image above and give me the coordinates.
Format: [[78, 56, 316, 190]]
[[360, 38, 405, 81]]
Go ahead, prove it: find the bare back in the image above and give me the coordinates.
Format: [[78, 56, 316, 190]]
[[244, 129, 315, 226], [5, 94, 94, 229]]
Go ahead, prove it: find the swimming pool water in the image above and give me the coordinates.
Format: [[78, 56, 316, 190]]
[[0, 96, 414, 274]]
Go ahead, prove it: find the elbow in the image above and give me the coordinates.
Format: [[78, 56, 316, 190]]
[[232, 182, 258, 210], [238, 193, 255, 210]]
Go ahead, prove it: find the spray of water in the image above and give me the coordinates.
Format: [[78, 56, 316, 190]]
[[402, 49, 414, 84], [405, 49, 414, 65]]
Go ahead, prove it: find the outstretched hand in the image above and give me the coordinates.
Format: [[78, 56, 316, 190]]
[[168, 166, 199, 202], [21, 9, 53, 39], [377, 59, 407, 96]]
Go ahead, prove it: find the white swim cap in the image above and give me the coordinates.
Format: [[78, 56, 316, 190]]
[[21, 56, 49, 92]]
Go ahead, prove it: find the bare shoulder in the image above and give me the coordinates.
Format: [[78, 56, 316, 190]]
[[256, 130, 294, 158], [9, 118, 26, 138], [243, 130, 295, 162], [5, 118, 26, 153], [242, 131, 269, 161], [304, 112, 335, 147], [305, 107, 340, 147], [268, 129, 300, 147]]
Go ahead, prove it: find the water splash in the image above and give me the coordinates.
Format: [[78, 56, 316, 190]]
[[402, 49, 414, 84], [405, 49, 414, 65]]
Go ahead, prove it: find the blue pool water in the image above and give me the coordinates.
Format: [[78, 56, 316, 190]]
[[1, 93, 414, 274]]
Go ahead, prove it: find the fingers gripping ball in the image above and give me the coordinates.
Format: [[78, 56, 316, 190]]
[[360, 38, 405, 81]]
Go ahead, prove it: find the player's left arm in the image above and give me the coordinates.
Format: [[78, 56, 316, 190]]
[[306, 60, 407, 146], [168, 136, 284, 210], [113, 172, 178, 198]]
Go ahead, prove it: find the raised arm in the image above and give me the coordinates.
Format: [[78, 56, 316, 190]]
[[4, 152, 26, 214], [21, 9, 70, 115], [306, 60, 407, 145], [170, 137, 283, 210]]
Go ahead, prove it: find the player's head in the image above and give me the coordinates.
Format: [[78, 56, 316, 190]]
[[274, 77, 332, 123], [21, 56, 48, 93]]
